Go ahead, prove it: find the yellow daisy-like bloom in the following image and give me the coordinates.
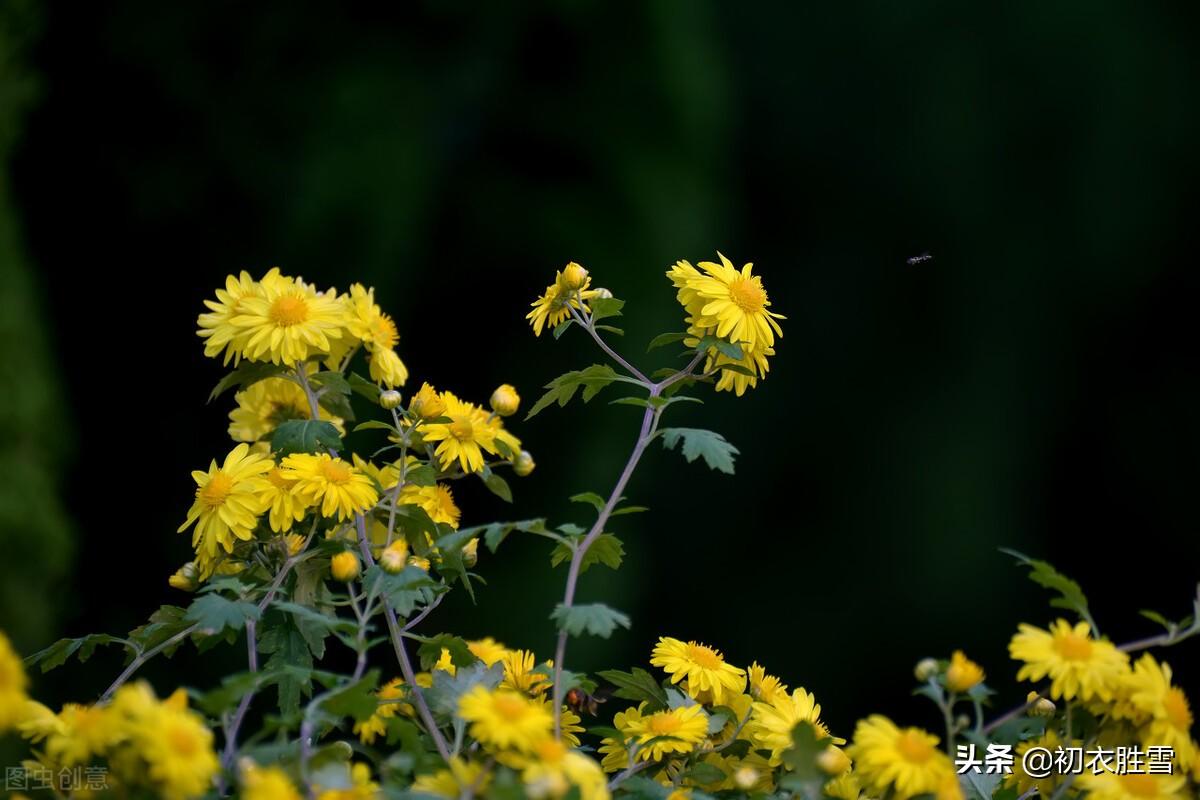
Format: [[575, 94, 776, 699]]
[[400, 483, 461, 528], [354, 678, 410, 743], [258, 467, 310, 533], [230, 274, 347, 365], [624, 703, 709, 761], [597, 705, 645, 772], [705, 338, 774, 396], [241, 760, 303, 800], [468, 637, 510, 667], [747, 662, 788, 704], [178, 443, 273, 575], [848, 716, 957, 800], [945, 650, 985, 693], [823, 772, 862, 800], [410, 381, 447, 420], [1009, 619, 1129, 702], [526, 266, 602, 337], [650, 637, 747, 705], [458, 686, 553, 753], [44, 703, 124, 766], [516, 738, 610, 800], [666, 260, 707, 320], [280, 453, 379, 521], [1123, 654, 1196, 768], [501, 649, 552, 696], [351, 454, 401, 493], [411, 758, 491, 799], [749, 688, 843, 765], [1004, 730, 1071, 799], [686, 253, 784, 349], [229, 375, 342, 443], [1077, 770, 1189, 800], [420, 391, 498, 473], [0, 632, 28, 732], [345, 283, 399, 351], [434, 647, 458, 676], [197, 269, 287, 364], [132, 689, 221, 800], [369, 346, 409, 389]]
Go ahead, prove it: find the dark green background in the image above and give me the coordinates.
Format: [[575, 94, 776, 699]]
[[4, 1, 1198, 738]]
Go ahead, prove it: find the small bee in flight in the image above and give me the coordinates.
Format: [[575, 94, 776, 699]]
[[565, 686, 609, 717], [906, 252, 933, 265]]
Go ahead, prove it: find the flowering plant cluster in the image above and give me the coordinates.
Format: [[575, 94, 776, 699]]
[[0, 256, 1196, 800]]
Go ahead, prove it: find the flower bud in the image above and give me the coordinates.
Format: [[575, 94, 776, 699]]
[[1027, 691, 1056, 717], [380, 540, 408, 574], [954, 714, 971, 732], [592, 287, 613, 300], [330, 551, 361, 582], [168, 562, 199, 592], [513, 450, 536, 477], [914, 658, 939, 682], [410, 383, 446, 421], [379, 389, 403, 410], [283, 533, 306, 557], [733, 767, 759, 790], [816, 746, 852, 776], [408, 555, 431, 572], [462, 538, 479, 568], [559, 262, 589, 291], [489, 384, 521, 417], [945, 650, 985, 693]]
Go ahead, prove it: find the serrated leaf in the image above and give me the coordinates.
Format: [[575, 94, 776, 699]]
[[681, 762, 726, 785], [660, 427, 739, 474], [25, 634, 127, 673], [595, 667, 667, 709], [208, 361, 289, 403], [468, 518, 553, 553], [425, 662, 504, 719], [589, 297, 624, 322], [694, 335, 743, 361], [551, 603, 630, 638], [362, 565, 438, 617], [525, 364, 627, 420], [348, 372, 382, 403], [185, 594, 261, 635], [405, 464, 437, 487], [310, 371, 351, 395], [271, 419, 344, 456], [260, 620, 313, 716], [323, 671, 381, 723], [780, 721, 832, 782], [647, 332, 689, 351], [415, 634, 478, 671], [1001, 548, 1091, 623], [128, 605, 191, 654], [550, 533, 624, 574]]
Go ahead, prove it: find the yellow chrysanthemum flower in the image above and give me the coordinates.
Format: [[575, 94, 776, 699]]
[[749, 688, 843, 765], [197, 269, 287, 364], [241, 760, 303, 800], [369, 346, 409, 389], [1123, 654, 1196, 768], [420, 392, 498, 473], [132, 689, 221, 800], [501, 649, 552, 696], [354, 678, 411, 743], [526, 266, 602, 336], [458, 686, 553, 753], [747, 661, 788, 704], [400, 483, 461, 528], [848, 716, 958, 800], [705, 338, 774, 396], [314, 762, 379, 800], [515, 738, 610, 800], [410, 381, 447, 420], [0, 632, 28, 732], [597, 705, 646, 772], [650, 637, 747, 705], [945, 650, 985, 693], [1077, 770, 1189, 800], [178, 443, 273, 575], [624, 703, 709, 761], [467, 638, 510, 667], [410, 758, 491, 799], [257, 467, 310, 533], [230, 274, 347, 365], [229, 375, 342, 443], [686, 253, 784, 349], [1004, 730, 1072, 798], [345, 283, 399, 350], [1009, 619, 1129, 702], [280, 453, 379, 521], [823, 772, 862, 800], [42, 703, 123, 766]]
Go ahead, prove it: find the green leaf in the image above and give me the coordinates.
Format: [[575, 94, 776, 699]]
[[960, 771, 1003, 800], [466, 518, 554, 553], [318, 391, 354, 422], [310, 371, 351, 395], [550, 533, 624, 574], [352, 420, 396, 433], [660, 427, 739, 474], [595, 324, 624, 336], [569, 492, 606, 512], [595, 667, 668, 709], [610, 505, 648, 517], [693, 335, 743, 361], [348, 372, 382, 403], [780, 721, 832, 784], [208, 361, 289, 403], [271, 419, 344, 456], [323, 671, 381, 723], [24, 634, 127, 673], [525, 364, 629, 420], [425, 662, 504, 719], [415, 634, 478, 671], [681, 762, 726, 786], [362, 565, 438, 617], [1000, 549, 1092, 624], [184, 594, 261, 635], [405, 463, 437, 487], [552, 318, 576, 340], [480, 469, 513, 503], [128, 605, 191, 654], [589, 297, 625, 322], [260, 619, 313, 716], [710, 361, 756, 377], [647, 332, 689, 351], [551, 603, 630, 638]]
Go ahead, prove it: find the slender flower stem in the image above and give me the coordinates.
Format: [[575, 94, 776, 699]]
[[568, 305, 649, 384], [221, 619, 259, 771], [100, 624, 199, 702]]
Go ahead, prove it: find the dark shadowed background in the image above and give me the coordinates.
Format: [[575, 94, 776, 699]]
[[3, 1, 1198, 739]]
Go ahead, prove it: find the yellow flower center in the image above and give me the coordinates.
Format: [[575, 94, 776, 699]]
[[686, 643, 725, 670], [200, 472, 234, 507], [1052, 631, 1093, 661], [269, 295, 310, 326], [370, 314, 399, 349], [167, 723, 200, 757], [648, 713, 683, 736], [534, 739, 566, 762], [320, 459, 353, 485], [728, 277, 766, 313], [1164, 687, 1192, 730], [492, 693, 528, 721], [449, 417, 475, 442], [1118, 773, 1158, 797], [895, 730, 934, 764]]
